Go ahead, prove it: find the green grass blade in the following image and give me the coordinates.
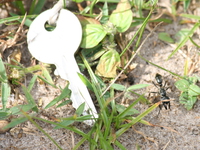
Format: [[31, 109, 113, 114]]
[[0, 15, 36, 26], [23, 112, 62, 150], [0, 58, 10, 110], [12, 1, 26, 14], [116, 102, 159, 138], [138, 54, 184, 79], [45, 84, 71, 109], [167, 22, 200, 59], [120, 9, 153, 56], [21, 85, 38, 112], [5, 117, 28, 129], [115, 140, 126, 150], [29, 0, 46, 15], [27, 74, 37, 92], [1, 83, 11, 110], [116, 96, 141, 119]]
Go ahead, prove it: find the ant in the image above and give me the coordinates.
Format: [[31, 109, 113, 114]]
[[152, 73, 171, 111]]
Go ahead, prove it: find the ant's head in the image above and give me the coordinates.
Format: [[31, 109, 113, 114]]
[[155, 73, 163, 85]]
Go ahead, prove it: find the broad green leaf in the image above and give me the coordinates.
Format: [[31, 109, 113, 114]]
[[109, 0, 132, 32], [188, 85, 200, 96], [111, 83, 126, 91], [188, 76, 198, 84], [175, 79, 190, 91], [96, 50, 120, 78], [80, 24, 107, 48], [158, 32, 175, 44], [127, 84, 149, 91]]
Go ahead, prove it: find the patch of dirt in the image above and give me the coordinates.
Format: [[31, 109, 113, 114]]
[[1, 1, 200, 150]]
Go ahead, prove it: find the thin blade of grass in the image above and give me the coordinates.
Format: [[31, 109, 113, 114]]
[[116, 96, 141, 119], [167, 22, 200, 59], [22, 112, 62, 150], [0, 15, 37, 25], [30, 0, 46, 14], [116, 102, 160, 138], [27, 74, 37, 92], [0, 58, 10, 110], [115, 140, 126, 150]]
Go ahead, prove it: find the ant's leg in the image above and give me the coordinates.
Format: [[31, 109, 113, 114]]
[[168, 101, 171, 109], [157, 104, 162, 116], [152, 81, 159, 89]]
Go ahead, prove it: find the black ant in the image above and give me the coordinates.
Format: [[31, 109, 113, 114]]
[[152, 73, 170, 111]]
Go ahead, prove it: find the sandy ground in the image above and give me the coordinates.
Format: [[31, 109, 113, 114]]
[[0, 1, 200, 150]]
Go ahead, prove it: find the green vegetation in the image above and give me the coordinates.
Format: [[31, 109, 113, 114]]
[[0, 0, 200, 149]]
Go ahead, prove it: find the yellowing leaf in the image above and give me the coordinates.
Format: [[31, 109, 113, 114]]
[[109, 0, 132, 33], [95, 50, 120, 78]]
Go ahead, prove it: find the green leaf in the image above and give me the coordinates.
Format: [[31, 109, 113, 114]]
[[116, 104, 139, 117], [72, 0, 84, 3], [42, 66, 54, 85], [175, 79, 190, 91], [175, 28, 190, 43], [183, 0, 191, 12], [5, 117, 28, 129], [111, 83, 126, 91], [56, 100, 71, 108], [168, 22, 200, 59], [180, 14, 200, 20], [12, 1, 26, 14], [22, 85, 38, 112], [109, 0, 132, 32], [127, 84, 149, 91], [0, 112, 10, 119], [1, 83, 11, 110], [54, 120, 74, 129], [158, 32, 175, 44], [80, 24, 107, 48], [45, 84, 71, 109], [76, 102, 85, 116], [27, 75, 37, 92], [100, 2, 109, 24], [188, 85, 200, 96], [78, 73, 93, 91], [30, 0, 46, 15], [10, 104, 34, 115], [0, 58, 7, 82], [96, 50, 120, 78]]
